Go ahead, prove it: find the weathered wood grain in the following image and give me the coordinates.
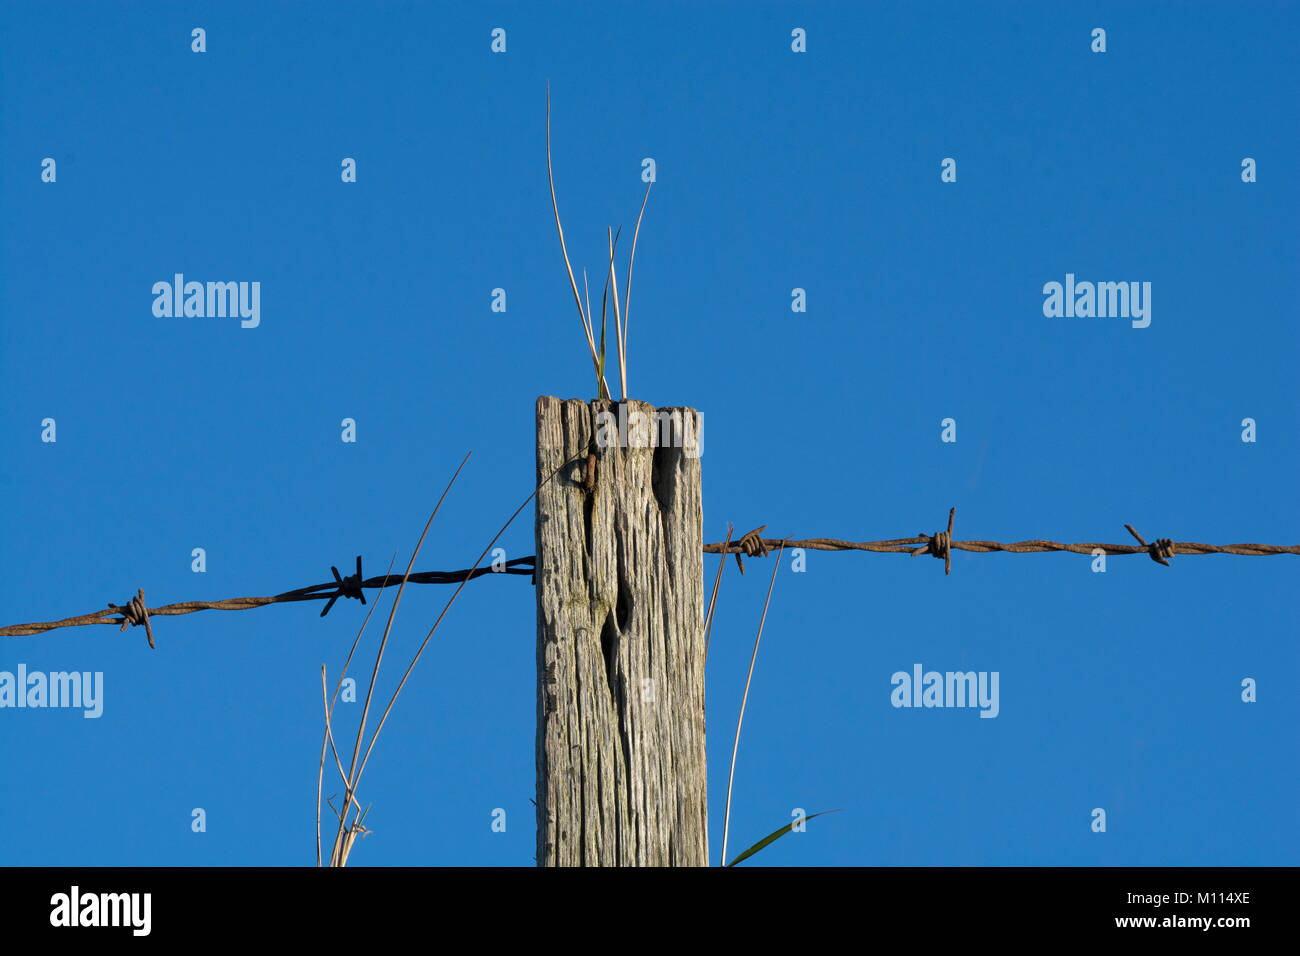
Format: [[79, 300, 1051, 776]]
[[535, 397, 705, 866]]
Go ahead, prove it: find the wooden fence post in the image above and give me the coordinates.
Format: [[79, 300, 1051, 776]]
[[534, 396, 706, 866]]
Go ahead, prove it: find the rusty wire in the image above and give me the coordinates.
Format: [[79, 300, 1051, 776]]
[[704, 510, 1298, 573], [0, 556, 535, 639], [2, 508, 1294, 642]]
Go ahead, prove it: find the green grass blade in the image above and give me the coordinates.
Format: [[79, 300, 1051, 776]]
[[724, 809, 842, 867], [599, 225, 623, 400], [584, 269, 610, 400], [720, 540, 787, 866]]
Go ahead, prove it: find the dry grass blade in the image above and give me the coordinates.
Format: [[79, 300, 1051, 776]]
[[620, 179, 652, 397], [542, 83, 652, 403], [329, 452, 471, 865], [583, 267, 592, 335], [720, 538, 787, 868], [319, 665, 364, 864], [316, 551, 397, 866], [702, 523, 735, 665], [546, 81, 600, 375], [350, 459, 568, 799]]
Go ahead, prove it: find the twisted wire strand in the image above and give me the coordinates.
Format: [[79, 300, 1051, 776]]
[[2, 514, 1295, 640], [0, 559, 535, 638], [701, 537, 1297, 557]]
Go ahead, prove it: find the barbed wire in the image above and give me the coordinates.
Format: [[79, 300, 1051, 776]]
[[704, 511, 1299, 574], [2, 508, 1294, 642], [0, 555, 535, 639]]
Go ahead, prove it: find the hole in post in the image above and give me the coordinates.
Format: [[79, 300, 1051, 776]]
[[600, 611, 618, 696], [583, 485, 595, 554], [615, 574, 631, 632]]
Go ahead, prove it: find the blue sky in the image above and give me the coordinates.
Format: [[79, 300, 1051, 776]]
[[1, 1, 1295, 866]]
